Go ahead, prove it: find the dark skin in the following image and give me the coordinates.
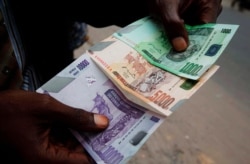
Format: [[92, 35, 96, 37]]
[[148, 0, 222, 51], [0, 90, 109, 164], [0, 0, 222, 163]]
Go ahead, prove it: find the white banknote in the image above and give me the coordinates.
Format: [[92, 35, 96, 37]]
[[36, 54, 165, 164]]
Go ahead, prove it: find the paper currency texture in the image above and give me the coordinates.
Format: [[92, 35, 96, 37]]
[[113, 17, 238, 80], [88, 36, 219, 116], [36, 54, 165, 164]]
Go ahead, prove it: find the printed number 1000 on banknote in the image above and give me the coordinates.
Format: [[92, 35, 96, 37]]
[[113, 17, 239, 80]]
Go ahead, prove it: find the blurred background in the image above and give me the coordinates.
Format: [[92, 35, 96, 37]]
[[74, 0, 250, 163]]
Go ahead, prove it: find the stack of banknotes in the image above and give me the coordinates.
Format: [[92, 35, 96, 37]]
[[37, 16, 238, 164]]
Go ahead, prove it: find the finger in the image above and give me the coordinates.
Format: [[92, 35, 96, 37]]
[[198, 2, 223, 23], [46, 147, 93, 164], [159, 1, 189, 51], [41, 95, 109, 132]]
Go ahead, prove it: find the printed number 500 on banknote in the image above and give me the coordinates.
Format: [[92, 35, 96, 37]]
[[113, 17, 239, 80]]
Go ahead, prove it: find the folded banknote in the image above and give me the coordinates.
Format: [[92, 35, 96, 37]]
[[35, 16, 233, 164], [113, 16, 238, 80], [88, 36, 219, 116], [36, 54, 165, 164]]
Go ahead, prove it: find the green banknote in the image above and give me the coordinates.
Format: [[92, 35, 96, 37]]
[[113, 17, 239, 80]]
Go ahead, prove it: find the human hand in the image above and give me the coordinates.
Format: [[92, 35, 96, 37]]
[[0, 90, 109, 164], [148, 0, 222, 51]]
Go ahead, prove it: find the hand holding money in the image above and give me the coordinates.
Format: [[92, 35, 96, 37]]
[[37, 54, 165, 164], [147, 0, 223, 51], [113, 17, 238, 80], [0, 89, 109, 164], [36, 15, 238, 163]]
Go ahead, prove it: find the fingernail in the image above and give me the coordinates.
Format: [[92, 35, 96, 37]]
[[172, 37, 187, 51], [94, 114, 109, 128]]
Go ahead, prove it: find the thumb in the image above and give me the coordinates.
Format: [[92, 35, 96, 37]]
[[155, 1, 188, 51], [149, 0, 188, 51], [44, 96, 109, 132], [163, 18, 189, 52]]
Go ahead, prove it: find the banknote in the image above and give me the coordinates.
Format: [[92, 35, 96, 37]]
[[88, 36, 219, 116], [113, 16, 238, 80], [36, 54, 165, 164]]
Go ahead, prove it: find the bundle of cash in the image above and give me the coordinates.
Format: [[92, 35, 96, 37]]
[[113, 16, 239, 80], [37, 54, 165, 164], [88, 36, 219, 116], [36, 16, 238, 164]]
